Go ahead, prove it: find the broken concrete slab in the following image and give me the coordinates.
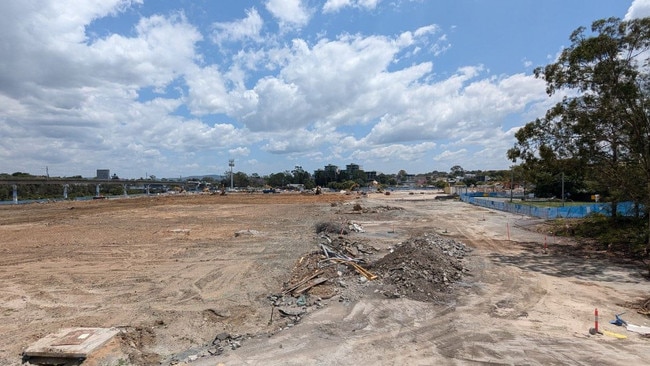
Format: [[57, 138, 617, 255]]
[[23, 327, 120, 360]]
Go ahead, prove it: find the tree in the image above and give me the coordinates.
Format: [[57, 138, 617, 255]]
[[509, 17, 650, 248], [397, 170, 407, 182], [449, 165, 464, 178], [233, 172, 250, 188], [249, 173, 264, 187], [291, 166, 312, 185], [266, 172, 291, 187]]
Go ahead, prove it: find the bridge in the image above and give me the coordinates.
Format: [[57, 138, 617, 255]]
[[0, 178, 201, 203]]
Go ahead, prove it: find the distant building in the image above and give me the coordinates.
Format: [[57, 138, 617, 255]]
[[96, 169, 110, 180], [345, 163, 360, 174]]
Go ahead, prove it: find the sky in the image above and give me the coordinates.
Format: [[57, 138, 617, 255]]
[[1, 1, 650, 179]]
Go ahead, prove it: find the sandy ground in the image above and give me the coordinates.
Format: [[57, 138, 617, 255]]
[[1, 191, 649, 365]]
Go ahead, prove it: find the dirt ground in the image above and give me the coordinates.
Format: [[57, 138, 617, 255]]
[[1, 191, 649, 365]]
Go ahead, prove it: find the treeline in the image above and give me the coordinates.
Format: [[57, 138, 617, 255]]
[[1, 166, 513, 201]]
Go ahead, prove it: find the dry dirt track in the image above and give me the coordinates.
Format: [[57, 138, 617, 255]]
[[1, 191, 649, 365]]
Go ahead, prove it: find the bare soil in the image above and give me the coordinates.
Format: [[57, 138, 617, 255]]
[[1, 191, 649, 365]]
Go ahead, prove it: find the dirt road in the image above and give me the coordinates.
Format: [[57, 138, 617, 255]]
[[1, 191, 648, 365]]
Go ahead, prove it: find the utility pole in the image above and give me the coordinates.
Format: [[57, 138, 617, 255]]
[[510, 167, 513, 202], [562, 172, 564, 207], [229, 159, 235, 190]]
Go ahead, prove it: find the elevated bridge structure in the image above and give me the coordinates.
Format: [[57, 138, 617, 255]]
[[0, 178, 199, 203]]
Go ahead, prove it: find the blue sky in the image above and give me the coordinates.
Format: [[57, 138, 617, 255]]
[[1, 0, 649, 179]]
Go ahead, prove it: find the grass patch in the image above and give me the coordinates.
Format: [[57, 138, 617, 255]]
[[551, 214, 649, 258], [517, 200, 594, 208]]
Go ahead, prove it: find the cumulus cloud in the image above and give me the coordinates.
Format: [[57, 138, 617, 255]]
[[351, 142, 437, 163], [262, 128, 333, 154], [360, 70, 546, 147], [212, 7, 264, 45], [323, 0, 351, 13], [229, 146, 251, 157], [265, 0, 311, 29], [323, 0, 381, 13], [625, 0, 650, 20], [0, 1, 560, 177]]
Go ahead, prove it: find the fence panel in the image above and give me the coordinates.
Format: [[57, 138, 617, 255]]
[[460, 194, 641, 219]]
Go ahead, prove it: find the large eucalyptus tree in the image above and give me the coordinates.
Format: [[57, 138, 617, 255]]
[[509, 17, 650, 248]]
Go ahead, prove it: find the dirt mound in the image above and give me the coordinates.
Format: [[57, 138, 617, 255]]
[[371, 234, 471, 302]]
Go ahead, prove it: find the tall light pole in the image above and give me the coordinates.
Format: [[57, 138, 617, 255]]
[[562, 172, 564, 207], [229, 159, 234, 190], [510, 166, 514, 202]]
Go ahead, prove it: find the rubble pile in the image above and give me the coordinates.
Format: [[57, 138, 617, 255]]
[[320, 234, 377, 260], [315, 221, 349, 235], [344, 203, 405, 214], [371, 234, 472, 302], [280, 251, 339, 300], [209, 332, 245, 355]]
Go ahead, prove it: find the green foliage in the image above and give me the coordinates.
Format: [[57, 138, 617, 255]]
[[327, 180, 358, 191], [554, 215, 649, 258], [265, 172, 291, 187], [432, 180, 447, 189], [510, 17, 650, 217]]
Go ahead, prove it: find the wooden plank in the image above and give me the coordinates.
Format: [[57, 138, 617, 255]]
[[292, 277, 328, 295], [283, 270, 323, 294]]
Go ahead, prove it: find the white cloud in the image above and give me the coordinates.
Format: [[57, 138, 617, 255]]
[[229, 147, 251, 157], [185, 65, 232, 115], [265, 0, 311, 29], [433, 149, 468, 162], [323, 0, 381, 13], [358, 0, 381, 10], [625, 0, 650, 20], [0, 1, 565, 177], [414, 24, 439, 37], [212, 7, 264, 45], [361, 70, 546, 147], [351, 142, 437, 163], [323, 0, 351, 13], [89, 13, 202, 87]]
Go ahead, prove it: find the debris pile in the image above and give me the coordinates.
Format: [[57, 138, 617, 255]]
[[209, 332, 245, 355], [315, 221, 349, 235], [283, 227, 472, 306], [371, 234, 471, 302], [321, 234, 377, 258], [314, 220, 368, 235]]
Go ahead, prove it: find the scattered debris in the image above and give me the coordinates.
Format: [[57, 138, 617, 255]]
[[348, 222, 365, 233], [610, 313, 627, 326], [627, 324, 650, 336], [315, 221, 348, 235], [371, 234, 471, 302], [618, 296, 650, 316], [234, 229, 260, 237], [209, 333, 246, 355]]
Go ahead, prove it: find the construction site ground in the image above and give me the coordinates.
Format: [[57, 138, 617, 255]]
[[1, 191, 649, 365]]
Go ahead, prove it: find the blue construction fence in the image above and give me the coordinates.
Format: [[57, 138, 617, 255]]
[[459, 192, 640, 219]]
